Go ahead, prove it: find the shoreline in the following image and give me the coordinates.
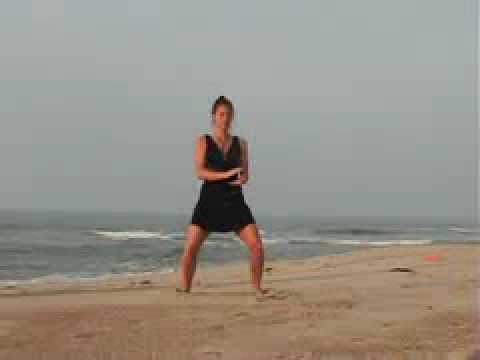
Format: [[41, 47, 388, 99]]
[[1, 242, 478, 296]]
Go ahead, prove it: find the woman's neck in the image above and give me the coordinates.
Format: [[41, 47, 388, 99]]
[[212, 128, 230, 140]]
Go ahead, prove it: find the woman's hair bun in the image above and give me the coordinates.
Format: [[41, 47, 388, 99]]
[[211, 95, 235, 116]]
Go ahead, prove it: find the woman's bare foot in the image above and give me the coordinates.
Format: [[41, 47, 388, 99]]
[[254, 287, 270, 296], [175, 286, 191, 294]]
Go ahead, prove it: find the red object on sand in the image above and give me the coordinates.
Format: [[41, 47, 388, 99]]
[[423, 254, 442, 261]]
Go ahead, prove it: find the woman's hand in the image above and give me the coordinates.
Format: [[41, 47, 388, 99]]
[[227, 169, 247, 186], [226, 167, 243, 178]]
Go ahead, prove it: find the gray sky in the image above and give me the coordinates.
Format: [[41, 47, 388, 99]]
[[0, 1, 477, 223]]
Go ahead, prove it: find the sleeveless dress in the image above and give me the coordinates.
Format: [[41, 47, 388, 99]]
[[190, 133, 256, 233]]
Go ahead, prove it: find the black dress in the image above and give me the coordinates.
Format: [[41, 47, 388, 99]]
[[190, 133, 256, 233]]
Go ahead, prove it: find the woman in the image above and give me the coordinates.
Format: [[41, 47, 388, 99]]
[[176, 95, 268, 296]]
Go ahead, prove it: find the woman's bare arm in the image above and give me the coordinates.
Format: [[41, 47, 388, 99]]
[[194, 135, 239, 181], [239, 137, 249, 183]]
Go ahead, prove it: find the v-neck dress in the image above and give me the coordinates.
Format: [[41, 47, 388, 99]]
[[190, 133, 256, 233]]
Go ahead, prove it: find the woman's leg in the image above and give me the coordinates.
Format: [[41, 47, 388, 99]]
[[178, 224, 209, 292], [235, 224, 267, 293]]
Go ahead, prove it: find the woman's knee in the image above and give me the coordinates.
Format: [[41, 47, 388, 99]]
[[249, 241, 264, 257], [183, 244, 201, 259], [183, 228, 208, 256]]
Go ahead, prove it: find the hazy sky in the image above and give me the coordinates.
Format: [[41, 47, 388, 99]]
[[0, 1, 477, 223]]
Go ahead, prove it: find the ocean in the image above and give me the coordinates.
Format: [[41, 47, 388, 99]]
[[0, 208, 478, 288]]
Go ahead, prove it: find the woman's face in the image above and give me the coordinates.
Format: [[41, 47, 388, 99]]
[[212, 104, 233, 130]]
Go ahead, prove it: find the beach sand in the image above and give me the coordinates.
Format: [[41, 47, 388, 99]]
[[0, 244, 478, 359]]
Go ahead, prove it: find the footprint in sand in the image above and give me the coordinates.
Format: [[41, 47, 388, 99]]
[[351, 336, 365, 343], [231, 311, 251, 319], [255, 289, 302, 302], [73, 332, 97, 340], [196, 346, 224, 359], [296, 298, 355, 320], [73, 325, 112, 340], [208, 324, 225, 332]]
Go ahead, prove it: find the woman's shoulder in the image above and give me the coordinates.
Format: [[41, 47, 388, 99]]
[[196, 133, 210, 141], [194, 134, 209, 149], [235, 135, 247, 147]]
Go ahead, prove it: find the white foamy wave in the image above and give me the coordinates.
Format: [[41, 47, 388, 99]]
[[93, 230, 171, 241], [261, 237, 287, 245], [166, 232, 186, 240], [212, 233, 236, 239], [255, 229, 287, 245], [0, 267, 176, 289], [289, 238, 433, 246], [326, 239, 433, 246], [205, 240, 237, 248], [448, 227, 478, 234], [413, 227, 439, 232]]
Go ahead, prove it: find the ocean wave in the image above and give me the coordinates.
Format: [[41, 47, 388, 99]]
[[92, 227, 269, 242], [448, 227, 479, 234], [261, 237, 288, 245], [166, 232, 187, 240], [313, 227, 400, 236], [93, 230, 171, 241], [204, 240, 237, 248], [0, 267, 175, 289], [289, 238, 434, 246]]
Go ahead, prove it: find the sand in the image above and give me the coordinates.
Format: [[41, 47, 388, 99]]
[[0, 244, 478, 359]]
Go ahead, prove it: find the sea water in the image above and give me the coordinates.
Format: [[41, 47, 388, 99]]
[[0, 208, 478, 288]]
